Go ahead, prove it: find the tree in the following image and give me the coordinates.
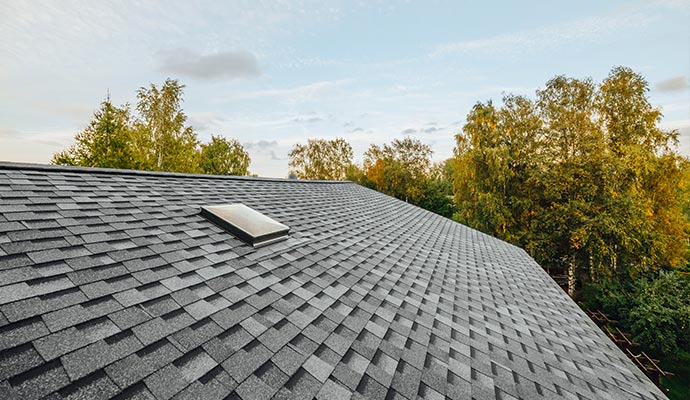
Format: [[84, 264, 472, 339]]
[[586, 271, 690, 357], [288, 138, 353, 180], [452, 67, 689, 297], [453, 101, 511, 236], [417, 160, 456, 218], [52, 96, 136, 169], [597, 67, 688, 273], [54, 79, 251, 177], [199, 135, 251, 175], [133, 79, 200, 173], [344, 164, 372, 187], [533, 75, 612, 295], [363, 137, 432, 203], [628, 271, 690, 356], [453, 96, 542, 246]]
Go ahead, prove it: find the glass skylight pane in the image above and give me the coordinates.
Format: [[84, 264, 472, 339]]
[[201, 204, 289, 247]]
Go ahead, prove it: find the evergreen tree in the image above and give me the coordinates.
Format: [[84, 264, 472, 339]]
[[52, 95, 135, 169]]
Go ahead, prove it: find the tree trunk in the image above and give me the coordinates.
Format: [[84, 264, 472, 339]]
[[567, 256, 576, 298], [588, 251, 594, 282]]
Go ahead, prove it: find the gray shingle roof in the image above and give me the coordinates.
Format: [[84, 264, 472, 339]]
[[0, 162, 667, 400]]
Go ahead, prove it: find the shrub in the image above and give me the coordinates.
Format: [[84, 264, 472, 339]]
[[585, 271, 690, 358]]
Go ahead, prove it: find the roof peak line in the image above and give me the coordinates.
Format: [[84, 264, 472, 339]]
[[0, 161, 351, 184]]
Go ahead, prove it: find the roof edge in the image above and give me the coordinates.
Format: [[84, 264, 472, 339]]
[[0, 161, 351, 184]]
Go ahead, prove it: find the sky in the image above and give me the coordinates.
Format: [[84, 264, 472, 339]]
[[1, 0, 688, 178]]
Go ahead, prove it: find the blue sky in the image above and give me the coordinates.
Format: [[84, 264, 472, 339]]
[[1, 0, 688, 177]]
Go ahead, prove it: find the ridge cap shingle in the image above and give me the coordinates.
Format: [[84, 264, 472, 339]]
[[0, 162, 351, 184]]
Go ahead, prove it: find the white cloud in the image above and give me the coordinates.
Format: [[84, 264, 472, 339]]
[[0, 1, 178, 63], [651, 0, 690, 10], [660, 102, 690, 113], [0, 127, 18, 139], [157, 48, 260, 81], [660, 119, 690, 130], [188, 112, 226, 132], [244, 140, 278, 150], [0, 0, 358, 90], [0, 128, 75, 163], [232, 80, 353, 102], [655, 76, 689, 92], [432, 12, 651, 57], [423, 126, 441, 133], [243, 140, 292, 177], [659, 119, 690, 156], [292, 112, 324, 123]]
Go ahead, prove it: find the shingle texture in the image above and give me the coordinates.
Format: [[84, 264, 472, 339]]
[[0, 163, 666, 400]]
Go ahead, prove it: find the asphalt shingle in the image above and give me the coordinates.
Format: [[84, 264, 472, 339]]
[[57, 371, 121, 400], [33, 317, 120, 360], [0, 343, 44, 381], [42, 295, 122, 332], [61, 329, 143, 380], [105, 339, 182, 389], [5, 360, 71, 400], [0, 317, 50, 351]]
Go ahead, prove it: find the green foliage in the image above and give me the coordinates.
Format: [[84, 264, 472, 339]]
[[51, 97, 136, 169], [586, 271, 690, 358], [344, 164, 372, 187], [582, 277, 636, 320], [628, 272, 690, 355], [363, 137, 432, 203], [288, 138, 353, 180], [282, 136, 454, 217], [51, 151, 77, 166], [418, 160, 456, 218], [660, 350, 690, 400], [53, 79, 250, 176], [453, 96, 543, 245], [134, 79, 200, 173], [285, 136, 454, 217], [454, 66, 689, 393], [199, 135, 251, 175], [452, 67, 690, 295]]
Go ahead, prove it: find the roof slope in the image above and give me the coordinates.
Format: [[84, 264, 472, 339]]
[[0, 163, 666, 400]]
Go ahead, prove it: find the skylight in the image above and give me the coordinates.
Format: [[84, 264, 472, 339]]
[[201, 204, 290, 247]]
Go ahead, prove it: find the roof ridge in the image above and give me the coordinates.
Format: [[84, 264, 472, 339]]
[[0, 161, 351, 184]]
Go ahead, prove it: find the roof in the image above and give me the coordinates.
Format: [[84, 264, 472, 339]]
[[0, 162, 666, 400]]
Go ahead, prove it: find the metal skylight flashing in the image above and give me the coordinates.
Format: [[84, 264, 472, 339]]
[[201, 203, 289, 247]]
